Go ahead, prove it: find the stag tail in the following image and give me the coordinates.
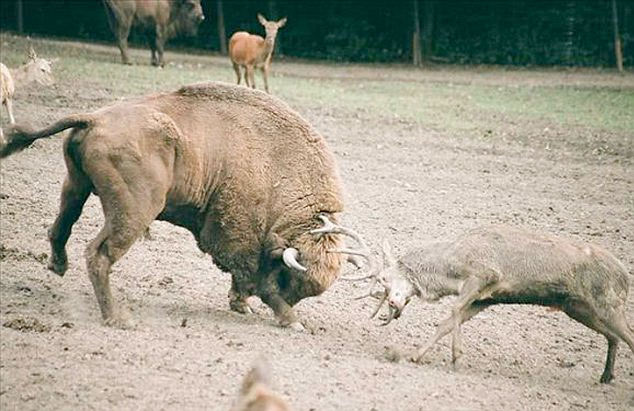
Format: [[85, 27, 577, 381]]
[[0, 115, 92, 159]]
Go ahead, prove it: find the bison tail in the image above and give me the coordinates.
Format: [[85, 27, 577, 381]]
[[0, 115, 92, 159]]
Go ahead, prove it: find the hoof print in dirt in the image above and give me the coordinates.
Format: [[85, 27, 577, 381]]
[[157, 276, 173, 287], [383, 346, 402, 363], [103, 316, 135, 330], [3, 317, 50, 333]]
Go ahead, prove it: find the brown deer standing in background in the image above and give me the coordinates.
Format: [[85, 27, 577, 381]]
[[229, 14, 287, 93]]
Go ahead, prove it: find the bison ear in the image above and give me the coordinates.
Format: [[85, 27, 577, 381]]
[[257, 13, 268, 25], [277, 17, 287, 28]]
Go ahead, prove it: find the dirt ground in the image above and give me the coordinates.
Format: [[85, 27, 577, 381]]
[[1, 36, 633, 411]]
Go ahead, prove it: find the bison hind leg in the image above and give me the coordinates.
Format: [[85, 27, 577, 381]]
[[82, 158, 170, 328], [48, 142, 93, 276]]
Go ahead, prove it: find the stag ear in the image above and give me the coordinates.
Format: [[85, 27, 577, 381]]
[[277, 17, 287, 28], [28, 46, 37, 61], [381, 239, 398, 268], [257, 13, 268, 25]]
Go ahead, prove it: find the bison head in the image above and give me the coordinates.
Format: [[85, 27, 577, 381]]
[[174, 0, 205, 36]]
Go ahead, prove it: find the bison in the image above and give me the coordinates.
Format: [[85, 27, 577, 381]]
[[102, 0, 205, 67], [0, 82, 346, 331]]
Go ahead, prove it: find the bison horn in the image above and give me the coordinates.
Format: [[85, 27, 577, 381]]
[[282, 248, 307, 272]]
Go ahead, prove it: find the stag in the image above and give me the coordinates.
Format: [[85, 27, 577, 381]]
[[314, 219, 634, 383]]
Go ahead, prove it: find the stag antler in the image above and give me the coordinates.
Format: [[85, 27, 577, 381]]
[[310, 215, 386, 307]]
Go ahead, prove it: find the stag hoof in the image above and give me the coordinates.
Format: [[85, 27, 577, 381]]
[[103, 314, 135, 330], [599, 371, 614, 384], [286, 321, 306, 332], [47, 255, 68, 276], [408, 353, 428, 365]]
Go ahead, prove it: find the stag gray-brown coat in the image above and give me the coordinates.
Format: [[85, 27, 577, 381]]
[[0, 82, 344, 330], [317, 221, 633, 383]]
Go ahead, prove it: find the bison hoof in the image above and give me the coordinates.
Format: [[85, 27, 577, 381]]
[[47, 256, 68, 277], [229, 298, 254, 315]]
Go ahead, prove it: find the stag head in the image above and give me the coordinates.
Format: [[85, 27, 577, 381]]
[[310, 216, 418, 326]]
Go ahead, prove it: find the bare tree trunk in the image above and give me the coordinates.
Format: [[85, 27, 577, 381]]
[[412, 0, 422, 66], [611, 0, 624, 72], [564, 0, 576, 66], [16, 0, 24, 33], [217, 0, 227, 55], [421, 0, 434, 62]]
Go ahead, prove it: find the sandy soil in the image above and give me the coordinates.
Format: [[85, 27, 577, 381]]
[[1, 38, 633, 411]]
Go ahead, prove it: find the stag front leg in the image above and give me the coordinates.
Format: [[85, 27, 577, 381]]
[[413, 276, 490, 365]]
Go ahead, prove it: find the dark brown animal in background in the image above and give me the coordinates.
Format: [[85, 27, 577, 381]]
[[103, 0, 204, 67], [317, 221, 634, 383], [0, 82, 345, 331], [231, 359, 291, 411], [229, 14, 287, 93]]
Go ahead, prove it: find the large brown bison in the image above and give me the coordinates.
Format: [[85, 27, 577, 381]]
[[0, 82, 346, 331], [103, 0, 205, 66]]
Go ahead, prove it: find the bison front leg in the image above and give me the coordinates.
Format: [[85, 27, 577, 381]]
[[258, 267, 304, 331], [115, 20, 133, 65], [260, 291, 303, 331], [228, 276, 254, 314], [152, 27, 166, 67]]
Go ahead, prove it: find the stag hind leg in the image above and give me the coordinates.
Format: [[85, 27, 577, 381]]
[[48, 143, 92, 275], [562, 300, 634, 383]]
